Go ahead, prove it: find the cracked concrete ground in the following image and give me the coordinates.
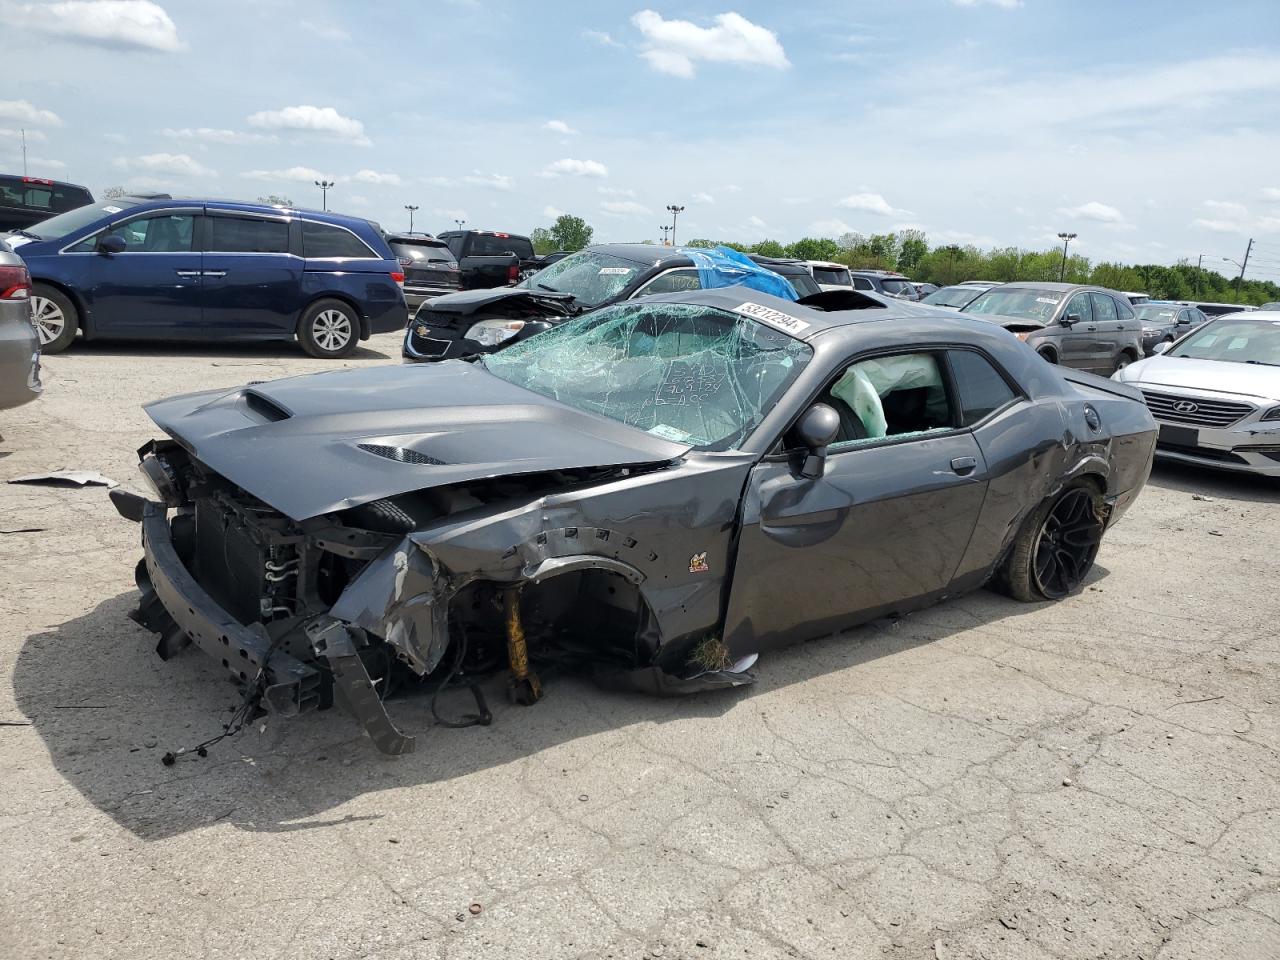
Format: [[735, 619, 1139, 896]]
[[1, 332, 1278, 960]]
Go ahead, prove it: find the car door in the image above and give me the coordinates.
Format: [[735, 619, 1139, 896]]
[[724, 349, 988, 655], [1055, 292, 1094, 369], [84, 208, 202, 336], [201, 211, 300, 336], [1089, 292, 1123, 372]]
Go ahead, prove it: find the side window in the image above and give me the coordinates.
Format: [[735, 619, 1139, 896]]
[[442, 234, 464, 257], [106, 213, 195, 253], [818, 352, 955, 450], [208, 216, 290, 254], [1115, 297, 1135, 321], [948, 350, 1018, 425], [852, 276, 873, 291], [636, 269, 702, 296], [301, 221, 376, 259], [1063, 293, 1093, 323], [1090, 293, 1119, 323], [68, 229, 104, 253]]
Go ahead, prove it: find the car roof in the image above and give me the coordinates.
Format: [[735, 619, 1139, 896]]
[[117, 197, 377, 228], [805, 260, 847, 270]]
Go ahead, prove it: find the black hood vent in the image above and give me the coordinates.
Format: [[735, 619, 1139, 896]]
[[358, 443, 446, 466]]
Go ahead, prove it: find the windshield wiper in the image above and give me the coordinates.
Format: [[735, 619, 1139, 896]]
[[1244, 359, 1280, 367], [535, 283, 559, 293], [11, 229, 41, 240]]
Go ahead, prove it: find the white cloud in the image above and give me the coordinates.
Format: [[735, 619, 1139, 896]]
[[1190, 199, 1280, 236], [115, 152, 214, 178], [299, 19, 350, 41], [543, 119, 578, 135], [542, 158, 608, 178], [1058, 200, 1127, 224], [0, 127, 46, 142], [723, 184, 742, 194], [434, 208, 469, 223], [247, 105, 370, 146], [543, 205, 565, 219], [351, 168, 402, 187], [23, 156, 67, 171], [463, 171, 515, 191], [1262, 187, 1280, 202], [1192, 219, 1240, 234], [162, 127, 275, 145], [0, 99, 62, 127], [422, 175, 453, 187], [837, 192, 911, 217], [747, 215, 766, 229], [6, 1, 184, 52], [583, 29, 622, 48], [810, 218, 856, 236], [692, 191, 715, 204], [1202, 199, 1248, 219], [597, 186, 635, 197], [601, 200, 651, 216], [631, 10, 789, 79], [951, 0, 1023, 8], [243, 166, 329, 184]]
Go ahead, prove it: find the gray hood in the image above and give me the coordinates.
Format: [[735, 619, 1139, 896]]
[[1121, 355, 1280, 402], [145, 361, 689, 520]]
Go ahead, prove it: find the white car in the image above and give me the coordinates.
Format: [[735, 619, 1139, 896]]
[[1114, 311, 1280, 477], [804, 260, 852, 292]]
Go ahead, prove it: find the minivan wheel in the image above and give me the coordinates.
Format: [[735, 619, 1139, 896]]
[[1114, 351, 1137, 372], [1037, 349, 1058, 364], [999, 480, 1105, 602], [298, 299, 359, 359], [30, 284, 78, 354]]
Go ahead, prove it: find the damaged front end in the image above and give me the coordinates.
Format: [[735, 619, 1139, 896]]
[[114, 439, 753, 756]]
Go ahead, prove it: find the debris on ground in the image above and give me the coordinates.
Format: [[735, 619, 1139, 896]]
[[7, 470, 118, 489]]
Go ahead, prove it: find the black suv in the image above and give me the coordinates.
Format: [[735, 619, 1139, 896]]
[[850, 270, 919, 300], [961, 282, 1144, 374], [385, 234, 461, 310], [0, 175, 93, 232]]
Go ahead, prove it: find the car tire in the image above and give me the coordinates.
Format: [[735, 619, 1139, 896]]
[[999, 479, 1105, 603], [1113, 350, 1138, 373], [30, 284, 78, 354], [346, 498, 417, 534], [298, 299, 360, 359], [1037, 349, 1057, 364]]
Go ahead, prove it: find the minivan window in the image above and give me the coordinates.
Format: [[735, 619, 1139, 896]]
[[208, 216, 290, 254], [469, 233, 534, 259], [302, 221, 376, 259], [390, 241, 454, 263], [24, 199, 141, 241], [106, 212, 195, 252]]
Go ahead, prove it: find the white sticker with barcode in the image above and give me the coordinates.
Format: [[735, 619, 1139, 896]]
[[102, 205, 123, 214], [598, 267, 630, 275], [1035, 297, 1060, 305], [732, 301, 809, 336]]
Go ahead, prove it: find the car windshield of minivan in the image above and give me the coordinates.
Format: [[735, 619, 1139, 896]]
[[481, 300, 813, 450], [517, 250, 644, 307], [963, 288, 1062, 322], [1134, 305, 1178, 322], [1168, 316, 1280, 366], [23, 199, 141, 241]]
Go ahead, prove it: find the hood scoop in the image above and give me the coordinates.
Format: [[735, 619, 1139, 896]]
[[357, 443, 447, 466], [244, 390, 292, 423]]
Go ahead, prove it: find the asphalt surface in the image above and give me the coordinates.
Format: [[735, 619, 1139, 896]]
[[2, 332, 1278, 960]]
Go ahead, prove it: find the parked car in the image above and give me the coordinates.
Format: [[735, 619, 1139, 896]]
[[5, 197, 405, 358], [385, 233, 460, 310], [1182, 300, 1256, 318], [961, 282, 1144, 374], [1115, 312, 1280, 477], [1124, 292, 1150, 305], [113, 286, 1156, 753], [0, 240, 41, 411], [1260, 302, 1280, 311], [1133, 302, 1208, 355], [804, 260, 852, 291], [850, 270, 918, 300], [435, 229, 541, 290], [404, 244, 822, 362], [922, 283, 995, 310], [913, 282, 940, 298], [0, 175, 93, 233]]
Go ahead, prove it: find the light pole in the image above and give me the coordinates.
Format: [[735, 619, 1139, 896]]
[[666, 204, 685, 247], [1056, 232, 1077, 282], [659, 225, 671, 245], [314, 179, 334, 211], [1196, 253, 1204, 298], [404, 204, 419, 233], [454, 218, 466, 231]]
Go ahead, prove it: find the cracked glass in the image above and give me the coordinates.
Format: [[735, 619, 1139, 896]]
[[481, 301, 813, 451]]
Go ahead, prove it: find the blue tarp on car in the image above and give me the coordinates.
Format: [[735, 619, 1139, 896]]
[[680, 246, 800, 301]]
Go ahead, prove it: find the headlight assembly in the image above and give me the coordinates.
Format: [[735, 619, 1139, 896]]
[[1261, 405, 1280, 422], [465, 318, 527, 346]]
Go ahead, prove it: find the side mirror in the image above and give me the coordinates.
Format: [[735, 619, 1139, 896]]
[[1059, 312, 1080, 327], [1152, 342, 1171, 355], [795, 403, 840, 479], [97, 234, 126, 256]]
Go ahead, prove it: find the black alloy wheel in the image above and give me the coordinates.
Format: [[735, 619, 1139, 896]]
[[1031, 487, 1104, 599]]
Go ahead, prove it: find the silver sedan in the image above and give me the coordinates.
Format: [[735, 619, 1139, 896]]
[[1114, 311, 1280, 477], [0, 242, 41, 412]]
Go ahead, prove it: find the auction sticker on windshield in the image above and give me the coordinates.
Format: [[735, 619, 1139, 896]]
[[598, 267, 630, 275], [732, 301, 810, 336]]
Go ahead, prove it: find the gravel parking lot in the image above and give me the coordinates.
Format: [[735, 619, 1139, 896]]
[[2, 334, 1278, 960]]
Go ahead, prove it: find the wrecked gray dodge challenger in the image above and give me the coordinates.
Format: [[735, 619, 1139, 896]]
[[112, 288, 1157, 754]]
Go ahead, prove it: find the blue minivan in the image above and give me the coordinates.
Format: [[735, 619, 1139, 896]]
[[6, 197, 406, 358]]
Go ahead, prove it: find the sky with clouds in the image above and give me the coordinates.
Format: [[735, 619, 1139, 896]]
[[3, 0, 1280, 280]]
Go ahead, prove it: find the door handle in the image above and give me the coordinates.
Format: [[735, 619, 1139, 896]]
[[174, 270, 200, 277], [1086, 324, 1098, 331], [202, 270, 227, 278], [950, 456, 977, 475]]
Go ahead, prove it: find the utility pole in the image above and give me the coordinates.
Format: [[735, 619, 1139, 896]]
[[1056, 232, 1077, 282], [666, 204, 685, 247], [1236, 239, 1253, 297], [1196, 253, 1203, 298], [404, 204, 419, 233], [314, 179, 334, 211], [659, 225, 671, 245], [20, 128, 27, 177]]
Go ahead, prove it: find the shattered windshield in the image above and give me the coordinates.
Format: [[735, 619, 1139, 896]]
[[517, 250, 645, 307], [963, 287, 1063, 322], [481, 301, 813, 451]]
